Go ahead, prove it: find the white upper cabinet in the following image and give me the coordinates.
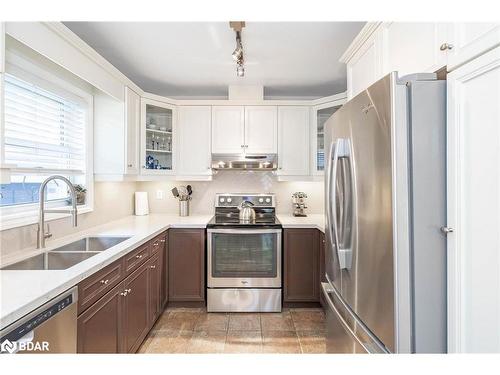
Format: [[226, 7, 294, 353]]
[[277, 106, 309, 176], [311, 102, 343, 175], [447, 23, 500, 70], [141, 98, 176, 175], [211, 106, 245, 154], [381, 22, 450, 76], [93, 90, 126, 177], [211, 105, 277, 155], [342, 25, 383, 99], [342, 22, 500, 99], [447, 46, 500, 353], [244, 106, 278, 154], [124, 87, 140, 175], [177, 106, 212, 179]]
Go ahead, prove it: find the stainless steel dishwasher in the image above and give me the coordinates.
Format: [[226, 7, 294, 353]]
[[0, 287, 77, 354]]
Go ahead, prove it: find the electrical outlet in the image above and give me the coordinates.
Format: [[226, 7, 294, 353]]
[[156, 190, 164, 200]]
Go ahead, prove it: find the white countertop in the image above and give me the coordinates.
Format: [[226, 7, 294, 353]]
[[277, 213, 325, 233], [0, 212, 325, 330], [0, 214, 211, 330]]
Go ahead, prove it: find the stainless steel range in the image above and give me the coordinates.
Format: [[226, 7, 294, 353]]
[[207, 193, 282, 312]]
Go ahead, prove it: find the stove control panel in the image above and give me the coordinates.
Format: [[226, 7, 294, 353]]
[[215, 193, 275, 208]]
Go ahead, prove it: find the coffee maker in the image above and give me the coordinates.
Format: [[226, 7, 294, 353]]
[[292, 192, 308, 217]]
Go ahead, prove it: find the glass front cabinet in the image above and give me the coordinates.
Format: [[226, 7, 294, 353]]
[[311, 101, 343, 175], [140, 98, 176, 175]]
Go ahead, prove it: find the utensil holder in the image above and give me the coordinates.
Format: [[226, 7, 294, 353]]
[[179, 200, 189, 217]]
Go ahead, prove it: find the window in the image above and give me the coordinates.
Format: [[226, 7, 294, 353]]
[[0, 67, 92, 229], [4, 74, 86, 172]]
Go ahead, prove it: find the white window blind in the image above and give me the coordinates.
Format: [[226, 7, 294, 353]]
[[4, 74, 86, 173]]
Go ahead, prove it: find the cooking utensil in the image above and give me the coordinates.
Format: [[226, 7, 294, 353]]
[[178, 186, 188, 200], [186, 185, 193, 196], [171, 187, 179, 198]]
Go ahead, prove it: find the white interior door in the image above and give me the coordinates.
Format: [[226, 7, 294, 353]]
[[211, 106, 244, 154], [177, 106, 212, 177], [244, 106, 277, 154], [447, 46, 500, 353], [277, 106, 309, 176]]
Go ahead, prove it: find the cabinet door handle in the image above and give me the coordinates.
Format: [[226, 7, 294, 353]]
[[150, 265, 156, 269], [160, 239, 166, 243], [153, 242, 159, 246], [126, 289, 132, 294], [241, 145, 245, 148], [440, 43, 454, 51], [135, 254, 143, 259], [127, 164, 133, 167], [120, 291, 128, 297], [100, 279, 109, 285]]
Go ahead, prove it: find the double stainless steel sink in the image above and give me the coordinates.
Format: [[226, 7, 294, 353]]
[[1, 236, 131, 270]]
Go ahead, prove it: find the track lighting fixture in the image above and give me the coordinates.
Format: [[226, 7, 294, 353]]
[[230, 21, 245, 77]]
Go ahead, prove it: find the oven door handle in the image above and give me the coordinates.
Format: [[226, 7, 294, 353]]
[[207, 228, 282, 235]]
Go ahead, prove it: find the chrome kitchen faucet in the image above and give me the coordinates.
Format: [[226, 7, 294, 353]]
[[37, 175, 78, 249]]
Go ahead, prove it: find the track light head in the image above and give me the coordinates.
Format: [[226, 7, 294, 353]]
[[236, 65, 245, 77]]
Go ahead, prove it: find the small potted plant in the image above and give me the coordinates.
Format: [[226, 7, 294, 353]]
[[67, 184, 87, 205]]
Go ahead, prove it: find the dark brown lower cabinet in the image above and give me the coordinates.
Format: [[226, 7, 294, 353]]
[[284, 228, 320, 303], [148, 254, 162, 324], [168, 229, 205, 302], [161, 232, 168, 308], [77, 281, 125, 353], [123, 261, 150, 353], [77, 231, 169, 353]]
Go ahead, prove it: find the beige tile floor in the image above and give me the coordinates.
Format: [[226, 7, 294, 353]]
[[138, 307, 326, 354]]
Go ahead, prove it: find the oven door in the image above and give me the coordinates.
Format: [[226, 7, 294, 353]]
[[207, 228, 282, 288]]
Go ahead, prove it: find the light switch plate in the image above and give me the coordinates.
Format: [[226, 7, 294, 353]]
[[156, 190, 164, 200]]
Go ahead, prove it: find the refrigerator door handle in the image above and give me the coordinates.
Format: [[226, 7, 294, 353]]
[[326, 142, 338, 264], [330, 139, 352, 270], [321, 282, 388, 354], [321, 282, 370, 352], [337, 140, 353, 270]]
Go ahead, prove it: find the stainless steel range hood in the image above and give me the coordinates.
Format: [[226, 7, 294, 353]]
[[211, 154, 277, 171]]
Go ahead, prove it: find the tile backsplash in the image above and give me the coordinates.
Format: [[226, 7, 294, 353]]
[[138, 171, 324, 215]]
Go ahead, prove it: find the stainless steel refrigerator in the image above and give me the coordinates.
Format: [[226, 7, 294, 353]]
[[322, 72, 447, 353]]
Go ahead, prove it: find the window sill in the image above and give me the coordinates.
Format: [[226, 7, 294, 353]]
[[0, 205, 93, 231]]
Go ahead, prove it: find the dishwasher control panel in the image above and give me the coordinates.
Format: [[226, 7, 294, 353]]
[[1, 293, 73, 344]]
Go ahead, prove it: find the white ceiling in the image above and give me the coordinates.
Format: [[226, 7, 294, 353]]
[[64, 22, 364, 99]]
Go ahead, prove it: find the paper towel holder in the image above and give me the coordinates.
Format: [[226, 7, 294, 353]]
[[135, 192, 149, 216]]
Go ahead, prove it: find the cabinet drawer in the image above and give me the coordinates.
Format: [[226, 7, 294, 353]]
[[78, 259, 124, 314], [150, 235, 164, 256], [124, 243, 150, 275]]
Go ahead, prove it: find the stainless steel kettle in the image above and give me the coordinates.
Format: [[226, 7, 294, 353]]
[[239, 200, 256, 222]]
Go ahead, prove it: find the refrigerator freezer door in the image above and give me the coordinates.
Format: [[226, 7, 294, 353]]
[[324, 74, 396, 351], [322, 283, 388, 353]]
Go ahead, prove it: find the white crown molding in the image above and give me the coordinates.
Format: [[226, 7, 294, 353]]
[[43, 22, 144, 95], [339, 22, 383, 64]]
